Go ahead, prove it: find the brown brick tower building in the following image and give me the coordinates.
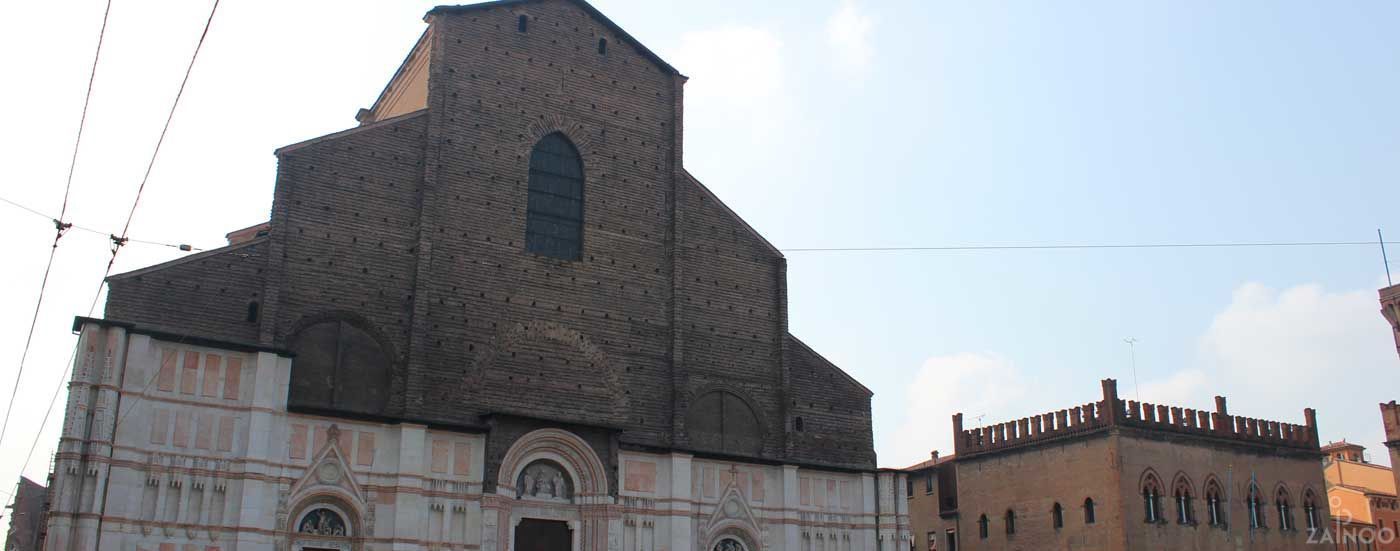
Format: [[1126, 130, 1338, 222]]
[[41, 1, 908, 550], [936, 379, 1326, 550]]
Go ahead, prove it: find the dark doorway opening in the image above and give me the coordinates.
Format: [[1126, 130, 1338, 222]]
[[515, 518, 571, 551]]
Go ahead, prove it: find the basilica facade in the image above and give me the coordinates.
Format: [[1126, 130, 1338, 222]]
[[41, 1, 909, 550]]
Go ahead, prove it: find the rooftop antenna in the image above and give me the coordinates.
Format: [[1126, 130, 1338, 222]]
[[1381, 228, 1392, 286], [1123, 337, 1142, 403]]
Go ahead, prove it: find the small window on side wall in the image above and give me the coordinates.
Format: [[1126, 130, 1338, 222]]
[[517, 14, 528, 32], [598, 37, 607, 55]]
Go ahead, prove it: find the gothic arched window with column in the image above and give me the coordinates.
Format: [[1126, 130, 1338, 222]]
[[1142, 472, 1164, 523], [525, 132, 585, 260], [1173, 475, 1195, 525]]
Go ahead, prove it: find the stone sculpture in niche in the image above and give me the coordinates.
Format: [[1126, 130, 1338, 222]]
[[516, 460, 573, 500], [298, 508, 347, 536], [714, 538, 745, 551]]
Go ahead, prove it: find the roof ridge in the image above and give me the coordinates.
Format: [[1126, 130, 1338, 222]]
[[427, 0, 682, 76]]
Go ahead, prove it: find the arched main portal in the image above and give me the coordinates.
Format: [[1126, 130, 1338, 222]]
[[490, 428, 613, 551]]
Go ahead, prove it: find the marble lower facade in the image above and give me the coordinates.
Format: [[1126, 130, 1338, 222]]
[[43, 321, 909, 551]]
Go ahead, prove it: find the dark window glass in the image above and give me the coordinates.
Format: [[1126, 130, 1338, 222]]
[[1084, 498, 1096, 524], [977, 515, 988, 539], [598, 37, 607, 54], [525, 133, 584, 260], [1005, 510, 1016, 535], [1052, 503, 1064, 529], [517, 14, 528, 32]]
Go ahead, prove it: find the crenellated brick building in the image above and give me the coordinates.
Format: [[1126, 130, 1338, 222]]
[[906, 379, 1328, 551], [40, 1, 909, 550]]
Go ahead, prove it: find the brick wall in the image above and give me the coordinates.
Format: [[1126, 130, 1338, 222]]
[[1116, 431, 1328, 550], [955, 434, 1125, 551], [106, 239, 267, 345], [100, 0, 877, 471]]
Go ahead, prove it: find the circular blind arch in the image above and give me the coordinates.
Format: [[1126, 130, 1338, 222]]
[[288, 320, 391, 415], [687, 390, 762, 455]]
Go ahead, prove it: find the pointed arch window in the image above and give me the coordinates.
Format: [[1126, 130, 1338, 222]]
[[1247, 485, 1265, 529], [1276, 487, 1294, 531], [1005, 509, 1016, 535], [1205, 479, 1225, 527], [1173, 476, 1195, 525], [1304, 490, 1319, 531], [977, 514, 988, 539], [1052, 502, 1064, 530], [1084, 497, 1096, 525], [1142, 473, 1164, 523], [525, 132, 584, 260]]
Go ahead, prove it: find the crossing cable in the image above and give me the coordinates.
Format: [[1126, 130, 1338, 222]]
[[87, 4, 219, 545], [92, 0, 221, 316], [0, 196, 201, 252], [0, 0, 114, 454], [9, 0, 221, 501]]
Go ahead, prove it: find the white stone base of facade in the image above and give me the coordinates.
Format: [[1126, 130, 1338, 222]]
[[43, 322, 910, 551]]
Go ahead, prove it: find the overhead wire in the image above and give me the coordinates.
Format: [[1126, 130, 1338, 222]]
[[0, 0, 115, 455], [780, 241, 1379, 253], [8, 0, 222, 501], [91, 0, 221, 317], [0, 195, 203, 252]]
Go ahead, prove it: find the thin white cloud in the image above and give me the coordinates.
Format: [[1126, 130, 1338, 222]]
[[888, 282, 1399, 467], [887, 352, 1032, 467], [826, 0, 874, 75], [1136, 282, 1397, 463]]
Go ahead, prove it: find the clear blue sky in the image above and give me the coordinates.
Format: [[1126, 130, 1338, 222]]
[[0, 1, 1397, 497]]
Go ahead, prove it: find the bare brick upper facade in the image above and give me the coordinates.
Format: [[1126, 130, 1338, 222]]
[[102, 0, 874, 476]]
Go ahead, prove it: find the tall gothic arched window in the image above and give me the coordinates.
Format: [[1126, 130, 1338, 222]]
[[1173, 475, 1195, 525], [1247, 485, 1265, 529], [1142, 472, 1164, 523], [1303, 490, 1319, 531], [1084, 497, 1096, 524], [525, 132, 584, 260], [1276, 487, 1294, 531], [1205, 479, 1225, 527]]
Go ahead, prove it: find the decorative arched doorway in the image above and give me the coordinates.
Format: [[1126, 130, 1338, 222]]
[[488, 428, 613, 551], [288, 501, 359, 551]]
